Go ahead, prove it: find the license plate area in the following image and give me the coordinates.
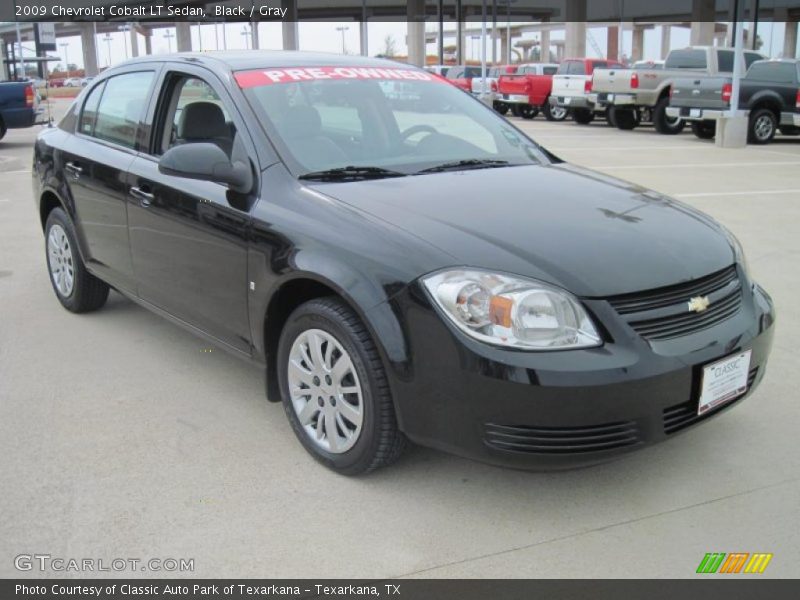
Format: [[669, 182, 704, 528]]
[[697, 350, 752, 415], [690, 108, 702, 118]]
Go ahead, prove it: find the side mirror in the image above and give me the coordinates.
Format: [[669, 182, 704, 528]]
[[158, 143, 253, 194]]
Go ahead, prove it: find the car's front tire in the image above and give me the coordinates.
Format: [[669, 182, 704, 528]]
[[544, 101, 568, 121], [277, 297, 406, 475], [653, 97, 685, 134], [493, 101, 509, 115], [44, 207, 109, 313], [519, 104, 539, 119]]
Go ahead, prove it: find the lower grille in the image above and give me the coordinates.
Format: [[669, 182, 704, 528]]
[[663, 367, 758, 435], [485, 421, 640, 454]]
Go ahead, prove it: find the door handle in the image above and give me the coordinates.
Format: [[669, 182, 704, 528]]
[[130, 186, 154, 207], [65, 162, 82, 179]]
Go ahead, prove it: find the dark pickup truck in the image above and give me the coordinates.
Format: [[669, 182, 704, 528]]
[[668, 58, 800, 143], [0, 80, 43, 140]]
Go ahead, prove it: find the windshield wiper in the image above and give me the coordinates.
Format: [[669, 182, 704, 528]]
[[415, 159, 511, 174], [298, 166, 407, 182]]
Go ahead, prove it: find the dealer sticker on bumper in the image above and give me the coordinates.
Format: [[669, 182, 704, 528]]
[[698, 350, 752, 415]]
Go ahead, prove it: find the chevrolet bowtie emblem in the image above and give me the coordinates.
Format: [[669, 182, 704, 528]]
[[688, 295, 711, 313]]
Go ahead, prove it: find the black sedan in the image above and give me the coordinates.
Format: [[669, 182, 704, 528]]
[[32, 52, 774, 474]]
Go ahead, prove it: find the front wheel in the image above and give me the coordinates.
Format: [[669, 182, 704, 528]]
[[277, 297, 406, 475], [748, 108, 777, 144], [571, 108, 594, 124], [653, 97, 685, 134], [519, 104, 539, 120], [691, 121, 716, 140], [44, 207, 109, 313], [544, 101, 568, 121]]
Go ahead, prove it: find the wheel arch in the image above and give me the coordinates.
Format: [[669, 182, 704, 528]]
[[749, 94, 782, 120], [39, 188, 64, 230]]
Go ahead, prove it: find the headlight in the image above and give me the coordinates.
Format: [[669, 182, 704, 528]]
[[421, 269, 601, 350]]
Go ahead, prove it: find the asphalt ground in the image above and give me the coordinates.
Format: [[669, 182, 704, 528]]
[[1, 99, 798, 578]]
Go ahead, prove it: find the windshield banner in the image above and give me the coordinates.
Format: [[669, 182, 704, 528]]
[[234, 67, 444, 88]]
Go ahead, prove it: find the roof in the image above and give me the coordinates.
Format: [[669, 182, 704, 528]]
[[118, 50, 411, 72]]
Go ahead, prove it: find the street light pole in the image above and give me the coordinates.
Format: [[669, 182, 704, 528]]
[[103, 34, 113, 67], [336, 26, 349, 54], [241, 25, 250, 50], [60, 42, 69, 79]]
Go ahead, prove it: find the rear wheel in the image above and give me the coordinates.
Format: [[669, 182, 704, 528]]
[[44, 207, 109, 313], [571, 108, 594, 125], [543, 101, 568, 121], [690, 121, 716, 140], [493, 102, 509, 115], [519, 104, 539, 119], [748, 108, 777, 144], [612, 107, 639, 130], [605, 109, 617, 127], [0, 118, 6, 141], [510, 104, 521, 117], [277, 297, 406, 475], [653, 96, 685, 134]]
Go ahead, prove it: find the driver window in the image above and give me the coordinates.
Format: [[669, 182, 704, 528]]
[[157, 75, 236, 157]]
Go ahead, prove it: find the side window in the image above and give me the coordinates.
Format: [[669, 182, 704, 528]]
[[78, 82, 105, 136], [744, 53, 764, 69], [157, 75, 235, 157], [716, 50, 734, 73], [747, 61, 797, 84], [92, 71, 155, 149]]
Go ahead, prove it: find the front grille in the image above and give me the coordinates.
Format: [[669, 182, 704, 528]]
[[663, 367, 758, 435], [484, 421, 640, 454], [607, 266, 742, 341]]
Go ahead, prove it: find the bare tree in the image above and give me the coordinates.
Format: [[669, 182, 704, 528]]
[[382, 35, 397, 57]]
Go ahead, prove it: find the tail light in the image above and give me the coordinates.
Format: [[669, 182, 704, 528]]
[[630, 72, 639, 89], [721, 82, 732, 104], [584, 77, 593, 93], [25, 84, 35, 107], [796, 89, 800, 109]]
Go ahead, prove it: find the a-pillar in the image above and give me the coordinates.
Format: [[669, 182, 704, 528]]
[[407, 0, 426, 67], [176, 22, 192, 52], [690, 0, 715, 46], [631, 25, 644, 61], [540, 27, 550, 62], [785, 20, 798, 58], [80, 23, 99, 76], [660, 24, 671, 58], [282, 0, 299, 50]]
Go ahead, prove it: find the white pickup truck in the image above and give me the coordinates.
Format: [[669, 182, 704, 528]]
[[550, 58, 624, 124], [591, 46, 765, 133]]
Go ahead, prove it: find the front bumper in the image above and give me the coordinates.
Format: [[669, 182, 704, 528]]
[[387, 279, 775, 470]]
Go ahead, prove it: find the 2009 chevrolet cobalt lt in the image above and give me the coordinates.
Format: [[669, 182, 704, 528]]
[[33, 52, 774, 475]]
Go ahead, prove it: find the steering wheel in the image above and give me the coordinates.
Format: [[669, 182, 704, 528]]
[[400, 124, 438, 142]]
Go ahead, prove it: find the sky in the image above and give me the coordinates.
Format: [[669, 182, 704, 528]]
[[8, 21, 794, 73]]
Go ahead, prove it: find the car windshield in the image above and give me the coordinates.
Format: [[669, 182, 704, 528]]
[[236, 66, 545, 178]]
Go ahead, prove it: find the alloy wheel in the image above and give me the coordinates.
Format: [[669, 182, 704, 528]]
[[550, 106, 567, 120], [47, 224, 74, 297], [287, 328, 364, 454], [754, 115, 774, 141]]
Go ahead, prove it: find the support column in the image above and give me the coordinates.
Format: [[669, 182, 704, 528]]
[[360, 1, 369, 57], [251, 22, 260, 50], [690, 0, 715, 45], [1, 39, 10, 80], [540, 27, 550, 62], [565, 22, 586, 58], [144, 31, 152, 55], [130, 27, 139, 58], [784, 20, 798, 58], [660, 24, 671, 58], [80, 23, 98, 77], [500, 28, 509, 64], [282, 0, 299, 50], [407, 0, 426, 67], [631, 25, 644, 61], [607, 26, 619, 61], [176, 22, 192, 52]]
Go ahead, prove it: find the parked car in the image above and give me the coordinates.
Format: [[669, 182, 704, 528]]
[[550, 58, 624, 124], [81, 77, 94, 87], [0, 80, 43, 140], [668, 58, 800, 143], [496, 63, 565, 120], [33, 52, 774, 475], [470, 64, 518, 106], [592, 46, 765, 133], [47, 78, 65, 88], [63, 77, 83, 87], [424, 65, 451, 78], [445, 65, 482, 93]]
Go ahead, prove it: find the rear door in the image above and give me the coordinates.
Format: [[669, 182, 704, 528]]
[[59, 68, 158, 293], [125, 65, 256, 354]]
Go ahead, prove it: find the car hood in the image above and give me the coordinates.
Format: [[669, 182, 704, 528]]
[[307, 164, 735, 297]]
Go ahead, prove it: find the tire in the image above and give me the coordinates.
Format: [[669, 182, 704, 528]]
[[653, 96, 685, 134], [0, 118, 6, 141], [510, 104, 521, 117], [571, 108, 594, 125], [691, 121, 716, 140], [612, 107, 639, 130], [543, 101, 568, 121], [605, 109, 617, 128], [44, 207, 109, 313], [748, 108, 777, 145], [519, 104, 539, 120], [277, 297, 406, 475], [493, 102, 509, 116]]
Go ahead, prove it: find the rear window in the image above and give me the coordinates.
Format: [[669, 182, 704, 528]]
[[666, 49, 708, 69], [542, 66, 558, 75], [747, 61, 799, 84], [464, 67, 482, 78], [716, 50, 734, 73], [557, 60, 581, 75]]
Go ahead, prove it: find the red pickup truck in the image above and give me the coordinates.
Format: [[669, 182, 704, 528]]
[[496, 63, 565, 120]]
